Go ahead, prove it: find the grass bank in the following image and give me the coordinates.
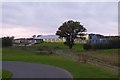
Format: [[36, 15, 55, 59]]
[[2, 47, 117, 78], [34, 42, 84, 52]]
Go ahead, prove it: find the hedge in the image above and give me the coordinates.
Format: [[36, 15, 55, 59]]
[[83, 39, 120, 50]]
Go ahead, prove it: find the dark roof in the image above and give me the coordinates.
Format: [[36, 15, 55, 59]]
[[104, 36, 120, 39]]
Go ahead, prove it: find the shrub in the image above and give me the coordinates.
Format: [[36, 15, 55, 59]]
[[109, 39, 120, 48], [83, 38, 120, 50], [91, 43, 109, 50], [2, 36, 14, 47], [37, 46, 54, 54], [36, 52, 50, 55], [83, 43, 91, 50]]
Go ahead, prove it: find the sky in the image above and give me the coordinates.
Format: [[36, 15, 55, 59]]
[[1, 2, 118, 38]]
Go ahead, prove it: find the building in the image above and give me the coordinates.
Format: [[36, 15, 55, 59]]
[[34, 35, 88, 43], [14, 33, 109, 46], [34, 35, 66, 43], [87, 34, 108, 44], [74, 33, 88, 44], [14, 38, 26, 43], [14, 38, 43, 46]]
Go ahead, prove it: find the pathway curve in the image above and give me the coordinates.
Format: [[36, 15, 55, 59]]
[[2, 61, 73, 78]]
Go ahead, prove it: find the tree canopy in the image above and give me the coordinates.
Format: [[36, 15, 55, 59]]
[[56, 20, 87, 49], [2, 36, 14, 47]]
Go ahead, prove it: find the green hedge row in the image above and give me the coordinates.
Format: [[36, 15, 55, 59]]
[[83, 39, 120, 50], [2, 36, 14, 47]]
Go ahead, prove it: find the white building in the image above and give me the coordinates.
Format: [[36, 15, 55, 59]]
[[34, 35, 66, 43], [34, 35, 87, 43], [14, 34, 108, 45], [14, 38, 42, 44]]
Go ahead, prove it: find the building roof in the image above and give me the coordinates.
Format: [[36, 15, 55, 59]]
[[34, 35, 59, 39]]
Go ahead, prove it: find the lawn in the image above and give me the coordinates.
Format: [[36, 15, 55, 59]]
[[35, 42, 68, 49], [2, 47, 118, 78], [0, 48, 2, 60], [35, 42, 85, 52]]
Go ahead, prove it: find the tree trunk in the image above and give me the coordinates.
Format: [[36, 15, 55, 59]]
[[69, 45, 73, 49]]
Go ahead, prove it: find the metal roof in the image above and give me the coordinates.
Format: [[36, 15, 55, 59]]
[[34, 35, 59, 39]]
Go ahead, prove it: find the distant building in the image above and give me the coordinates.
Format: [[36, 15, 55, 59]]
[[104, 36, 120, 40], [86, 34, 108, 44], [14, 38, 26, 43], [14, 33, 111, 46], [34, 35, 66, 43], [14, 38, 43, 46], [34, 35, 88, 43]]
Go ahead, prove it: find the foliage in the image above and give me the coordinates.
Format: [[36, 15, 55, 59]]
[[35, 52, 51, 55], [83, 38, 120, 50], [2, 70, 12, 80], [37, 46, 54, 54], [56, 20, 86, 49], [108, 39, 120, 48], [83, 43, 91, 50], [2, 36, 14, 47]]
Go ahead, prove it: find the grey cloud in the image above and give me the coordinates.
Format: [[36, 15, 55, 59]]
[[2, 2, 118, 36]]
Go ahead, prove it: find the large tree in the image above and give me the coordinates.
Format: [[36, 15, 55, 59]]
[[56, 20, 87, 49]]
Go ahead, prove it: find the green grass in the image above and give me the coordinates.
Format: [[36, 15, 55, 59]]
[[0, 69, 1, 78], [2, 48, 117, 78], [35, 42, 68, 49], [2, 70, 12, 79], [88, 49, 119, 54], [35, 42, 119, 53], [0, 48, 2, 60], [73, 44, 85, 52], [35, 42, 84, 52]]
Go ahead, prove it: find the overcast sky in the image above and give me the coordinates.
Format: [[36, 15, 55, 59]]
[[1, 2, 118, 38]]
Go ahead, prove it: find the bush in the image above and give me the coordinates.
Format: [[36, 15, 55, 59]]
[[36, 52, 50, 55], [2, 36, 14, 47], [83, 43, 91, 50], [91, 43, 108, 50], [37, 46, 54, 54], [83, 38, 120, 50], [109, 39, 120, 48]]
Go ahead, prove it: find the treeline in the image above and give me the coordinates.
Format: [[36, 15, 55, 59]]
[[1, 36, 14, 47], [83, 39, 120, 50]]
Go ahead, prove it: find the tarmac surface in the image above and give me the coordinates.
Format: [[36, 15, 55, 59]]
[[2, 61, 73, 78]]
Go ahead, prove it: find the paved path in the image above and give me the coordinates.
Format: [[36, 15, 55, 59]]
[[2, 61, 73, 78]]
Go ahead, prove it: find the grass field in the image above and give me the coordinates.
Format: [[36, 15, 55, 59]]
[[0, 48, 2, 60], [36, 42, 119, 64], [35, 42, 85, 52], [0, 69, 1, 78], [2, 47, 118, 78], [35, 42, 68, 49]]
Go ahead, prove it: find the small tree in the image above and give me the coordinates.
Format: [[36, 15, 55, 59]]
[[2, 36, 14, 47], [56, 20, 87, 49]]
